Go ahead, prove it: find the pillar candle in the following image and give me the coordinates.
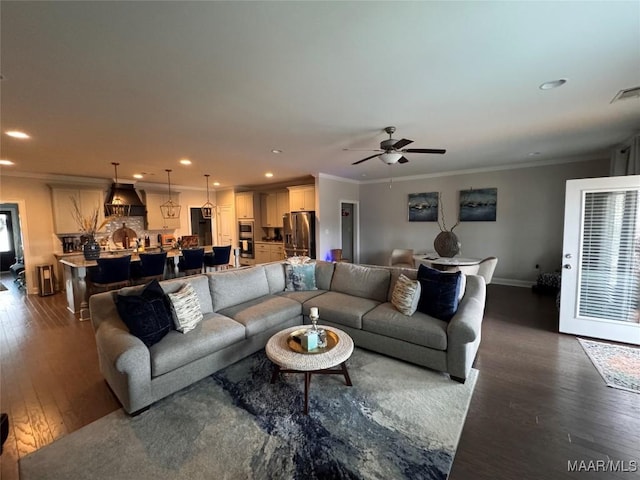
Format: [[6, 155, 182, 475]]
[[310, 307, 319, 317]]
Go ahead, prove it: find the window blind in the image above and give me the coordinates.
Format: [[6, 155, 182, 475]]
[[579, 189, 639, 323]]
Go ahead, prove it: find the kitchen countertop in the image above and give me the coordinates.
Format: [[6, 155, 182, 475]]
[[58, 246, 214, 268], [255, 240, 284, 244]]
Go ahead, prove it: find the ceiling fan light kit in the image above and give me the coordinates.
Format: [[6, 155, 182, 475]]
[[349, 126, 446, 166], [379, 152, 403, 165]]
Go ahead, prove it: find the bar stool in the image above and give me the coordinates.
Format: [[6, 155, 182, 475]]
[[178, 248, 205, 276], [87, 255, 132, 294], [131, 252, 168, 285], [204, 245, 232, 272]]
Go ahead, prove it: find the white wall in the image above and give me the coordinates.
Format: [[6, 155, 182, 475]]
[[316, 174, 359, 262], [358, 158, 609, 284]]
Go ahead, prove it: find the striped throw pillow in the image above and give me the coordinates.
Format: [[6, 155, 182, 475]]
[[391, 274, 421, 316], [167, 282, 203, 333]]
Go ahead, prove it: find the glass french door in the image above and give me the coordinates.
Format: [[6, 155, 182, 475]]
[[559, 175, 640, 345]]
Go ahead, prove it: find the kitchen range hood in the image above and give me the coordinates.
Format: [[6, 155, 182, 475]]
[[104, 183, 146, 217]]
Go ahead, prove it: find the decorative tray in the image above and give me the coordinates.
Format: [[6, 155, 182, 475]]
[[287, 328, 339, 354]]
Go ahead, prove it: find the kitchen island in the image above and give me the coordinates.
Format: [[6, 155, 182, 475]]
[[58, 248, 214, 321]]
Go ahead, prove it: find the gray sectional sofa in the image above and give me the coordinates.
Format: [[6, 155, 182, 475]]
[[89, 261, 486, 414]]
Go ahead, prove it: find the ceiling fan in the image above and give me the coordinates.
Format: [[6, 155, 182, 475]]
[[347, 126, 446, 165]]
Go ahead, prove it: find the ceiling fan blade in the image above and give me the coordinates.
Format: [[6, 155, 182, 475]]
[[343, 148, 383, 152], [402, 148, 446, 154], [392, 138, 413, 150], [398, 157, 409, 164], [352, 153, 381, 165]]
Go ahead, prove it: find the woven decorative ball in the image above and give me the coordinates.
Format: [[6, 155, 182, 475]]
[[434, 231, 460, 258]]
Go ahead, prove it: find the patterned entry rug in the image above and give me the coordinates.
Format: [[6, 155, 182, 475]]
[[578, 338, 640, 393], [20, 348, 478, 480]]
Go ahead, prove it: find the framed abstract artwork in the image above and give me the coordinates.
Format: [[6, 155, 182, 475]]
[[459, 188, 497, 221], [408, 192, 439, 222]]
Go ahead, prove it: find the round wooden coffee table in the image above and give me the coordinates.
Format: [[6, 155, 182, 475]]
[[265, 325, 354, 415]]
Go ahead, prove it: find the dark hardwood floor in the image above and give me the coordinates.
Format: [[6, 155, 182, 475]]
[[0, 273, 638, 479]]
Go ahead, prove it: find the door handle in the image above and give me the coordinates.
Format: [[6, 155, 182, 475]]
[[563, 264, 572, 269]]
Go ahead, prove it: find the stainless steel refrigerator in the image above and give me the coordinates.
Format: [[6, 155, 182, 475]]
[[283, 212, 315, 258]]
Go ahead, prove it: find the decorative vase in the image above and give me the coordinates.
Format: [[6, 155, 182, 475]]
[[83, 236, 101, 260], [434, 231, 461, 258]]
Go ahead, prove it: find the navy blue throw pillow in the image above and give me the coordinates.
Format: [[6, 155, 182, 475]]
[[116, 279, 173, 347], [416, 264, 462, 321]]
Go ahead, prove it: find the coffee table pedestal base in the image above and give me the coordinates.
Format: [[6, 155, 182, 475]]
[[270, 362, 352, 415]]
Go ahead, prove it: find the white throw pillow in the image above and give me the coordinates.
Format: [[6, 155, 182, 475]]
[[167, 282, 203, 333], [391, 274, 421, 316]]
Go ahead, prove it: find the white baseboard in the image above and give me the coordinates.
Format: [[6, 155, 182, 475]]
[[491, 277, 536, 288]]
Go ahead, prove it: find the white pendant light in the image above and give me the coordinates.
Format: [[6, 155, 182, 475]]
[[201, 174, 215, 219], [160, 169, 181, 220]]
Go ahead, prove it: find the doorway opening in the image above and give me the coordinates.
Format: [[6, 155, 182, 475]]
[[0, 203, 23, 272], [190, 208, 213, 246], [340, 202, 357, 263]]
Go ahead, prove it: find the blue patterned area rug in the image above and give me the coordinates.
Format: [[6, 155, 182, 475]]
[[20, 349, 478, 480]]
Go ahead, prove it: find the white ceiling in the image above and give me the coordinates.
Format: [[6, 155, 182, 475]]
[[1, 1, 639, 190]]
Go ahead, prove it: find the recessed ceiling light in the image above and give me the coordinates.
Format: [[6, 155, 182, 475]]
[[271, 149, 282, 154], [133, 173, 143, 179], [539, 79, 567, 90], [179, 158, 192, 165], [5, 130, 30, 139], [265, 172, 274, 178], [213, 182, 220, 187], [0, 159, 15, 165]]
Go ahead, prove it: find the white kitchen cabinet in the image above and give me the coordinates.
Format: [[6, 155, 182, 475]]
[[276, 191, 289, 220], [288, 185, 315, 212], [51, 186, 106, 234], [144, 191, 181, 230], [270, 243, 285, 262], [254, 243, 271, 264], [236, 192, 256, 219], [261, 191, 289, 227], [254, 242, 285, 264]]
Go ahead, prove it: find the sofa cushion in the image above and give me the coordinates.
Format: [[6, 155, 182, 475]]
[[386, 267, 418, 301], [264, 262, 286, 293], [391, 274, 421, 316], [278, 289, 327, 303], [209, 267, 270, 312], [149, 313, 245, 377], [330, 263, 390, 302], [166, 282, 203, 333], [115, 279, 173, 347], [303, 291, 380, 329], [315, 260, 335, 290], [160, 275, 214, 314], [362, 303, 448, 351], [285, 264, 317, 291], [417, 264, 462, 321], [218, 295, 302, 337]]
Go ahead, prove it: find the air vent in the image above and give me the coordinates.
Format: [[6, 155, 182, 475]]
[[611, 86, 640, 103]]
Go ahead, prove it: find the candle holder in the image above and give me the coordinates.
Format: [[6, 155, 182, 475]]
[[310, 314, 319, 331]]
